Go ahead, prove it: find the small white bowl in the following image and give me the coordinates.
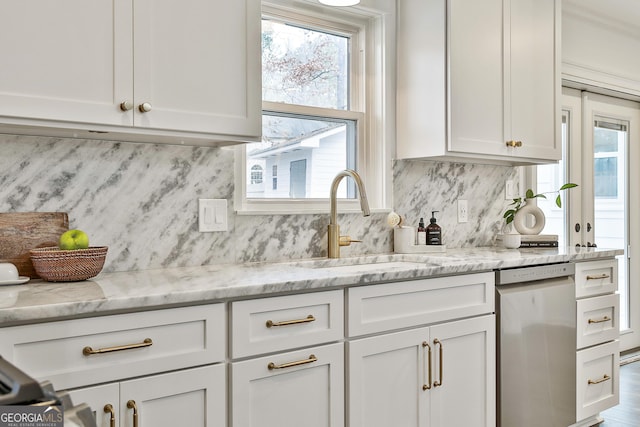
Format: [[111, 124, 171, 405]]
[[502, 234, 522, 249]]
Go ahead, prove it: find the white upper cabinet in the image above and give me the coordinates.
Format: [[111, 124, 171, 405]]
[[0, 0, 127, 125], [0, 0, 261, 145], [131, 0, 261, 138], [397, 0, 561, 164]]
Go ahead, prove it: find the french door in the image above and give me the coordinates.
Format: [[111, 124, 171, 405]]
[[536, 88, 640, 351]]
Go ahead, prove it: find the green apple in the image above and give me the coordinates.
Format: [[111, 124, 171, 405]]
[[59, 229, 90, 250]]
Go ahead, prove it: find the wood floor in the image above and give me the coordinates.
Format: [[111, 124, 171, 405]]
[[600, 358, 640, 426]]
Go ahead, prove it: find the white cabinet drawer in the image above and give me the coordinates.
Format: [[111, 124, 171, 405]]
[[231, 342, 344, 427], [0, 304, 225, 390], [576, 294, 619, 349], [347, 272, 494, 337], [575, 260, 618, 298], [231, 290, 343, 358], [576, 340, 619, 421]]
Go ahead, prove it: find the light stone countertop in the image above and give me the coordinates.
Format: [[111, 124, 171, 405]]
[[0, 246, 623, 326]]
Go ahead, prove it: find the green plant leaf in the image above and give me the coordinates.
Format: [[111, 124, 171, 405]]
[[503, 182, 577, 224], [559, 183, 578, 190]]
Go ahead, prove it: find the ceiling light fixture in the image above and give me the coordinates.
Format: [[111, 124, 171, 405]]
[[318, 0, 360, 6]]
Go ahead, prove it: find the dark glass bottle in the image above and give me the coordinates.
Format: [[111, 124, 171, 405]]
[[417, 218, 426, 245], [426, 211, 442, 245]]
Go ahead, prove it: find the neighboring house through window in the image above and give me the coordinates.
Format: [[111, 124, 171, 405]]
[[236, 1, 394, 213]]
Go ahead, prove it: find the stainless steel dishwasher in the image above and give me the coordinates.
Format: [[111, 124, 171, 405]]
[[496, 263, 576, 427]]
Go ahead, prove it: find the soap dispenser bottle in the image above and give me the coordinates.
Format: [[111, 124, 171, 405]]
[[417, 218, 427, 245], [426, 211, 442, 245]]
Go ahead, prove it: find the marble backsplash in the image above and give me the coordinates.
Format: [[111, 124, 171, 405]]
[[0, 134, 518, 272]]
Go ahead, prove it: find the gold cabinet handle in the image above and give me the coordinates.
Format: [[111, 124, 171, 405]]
[[588, 374, 611, 385], [104, 404, 115, 427], [83, 338, 153, 356], [138, 102, 152, 113], [506, 140, 523, 148], [266, 315, 315, 328], [433, 338, 443, 387], [586, 274, 610, 280], [422, 341, 432, 391], [119, 101, 133, 111], [588, 316, 611, 324], [127, 400, 138, 427], [268, 354, 317, 370]]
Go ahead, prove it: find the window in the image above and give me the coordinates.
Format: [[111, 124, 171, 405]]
[[250, 165, 263, 184], [272, 165, 278, 191], [248, 9, 359, 201], [236, 1, 393, 214], [593, 123, 625, 199]]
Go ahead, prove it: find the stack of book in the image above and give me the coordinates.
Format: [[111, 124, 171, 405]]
[[497, 234, 559, 248], [517, 234, 559, 248]]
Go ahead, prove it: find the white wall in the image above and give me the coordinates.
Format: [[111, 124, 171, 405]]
[[562, 0, 640, 96]]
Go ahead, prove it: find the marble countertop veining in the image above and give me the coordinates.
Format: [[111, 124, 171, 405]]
[[0, 246, 623, 326]]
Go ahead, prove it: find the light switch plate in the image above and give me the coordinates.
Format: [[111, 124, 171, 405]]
[[198, 199, 228, 232], [505, 180, 516, 200]]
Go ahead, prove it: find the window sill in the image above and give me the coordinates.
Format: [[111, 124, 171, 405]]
[[235, 199, 390, 216]]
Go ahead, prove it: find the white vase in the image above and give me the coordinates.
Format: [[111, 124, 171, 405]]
[[513, 202, 545, 235]]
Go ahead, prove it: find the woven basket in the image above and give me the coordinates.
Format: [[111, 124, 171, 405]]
[[30, 246, 108, 282]]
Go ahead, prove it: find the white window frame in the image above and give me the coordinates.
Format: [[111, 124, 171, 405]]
[[235, 0, 394, 215]]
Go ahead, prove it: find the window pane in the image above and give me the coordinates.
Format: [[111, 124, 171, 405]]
[[262, 19, 349, 109], [247, 113, 356, 199], [594, 157, 618, 197], [594, 127, 619, 153]]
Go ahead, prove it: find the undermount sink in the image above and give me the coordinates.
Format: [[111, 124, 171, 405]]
[[313, 260, 427, 274]]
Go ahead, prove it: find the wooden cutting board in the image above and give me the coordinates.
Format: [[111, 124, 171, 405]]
[[0, 212, 69, 278]]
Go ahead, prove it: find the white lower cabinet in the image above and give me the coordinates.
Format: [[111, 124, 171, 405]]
[[572, 259, 620, 426], [69, 364, 225, 427], [0, 275, 498, 427], [0, 305, 226, 426], [576, 341, 620, 422], [231, 342, 344, 427], [348, 315, 495, 427]]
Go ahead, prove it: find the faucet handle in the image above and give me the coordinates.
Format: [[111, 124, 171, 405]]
[[339, 236, 362, 247]]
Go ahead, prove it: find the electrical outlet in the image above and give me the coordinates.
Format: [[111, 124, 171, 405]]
[[505, 180, 515, 200], [457, 200, 468, 223]]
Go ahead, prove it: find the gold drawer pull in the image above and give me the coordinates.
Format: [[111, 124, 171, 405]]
[[83, 338, 153, 356], [266, 315, 315, 328], [127, 400, 139, 427], [588, 316, 611, 324], [422, 341, 432, 391], [505, 140, 523, 148], [104, 404, 116, 427], [586, 274, 610, 280], [588, 374, 611, 385], [433, 338, 443, 388], [268, 354, 317, 370]]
